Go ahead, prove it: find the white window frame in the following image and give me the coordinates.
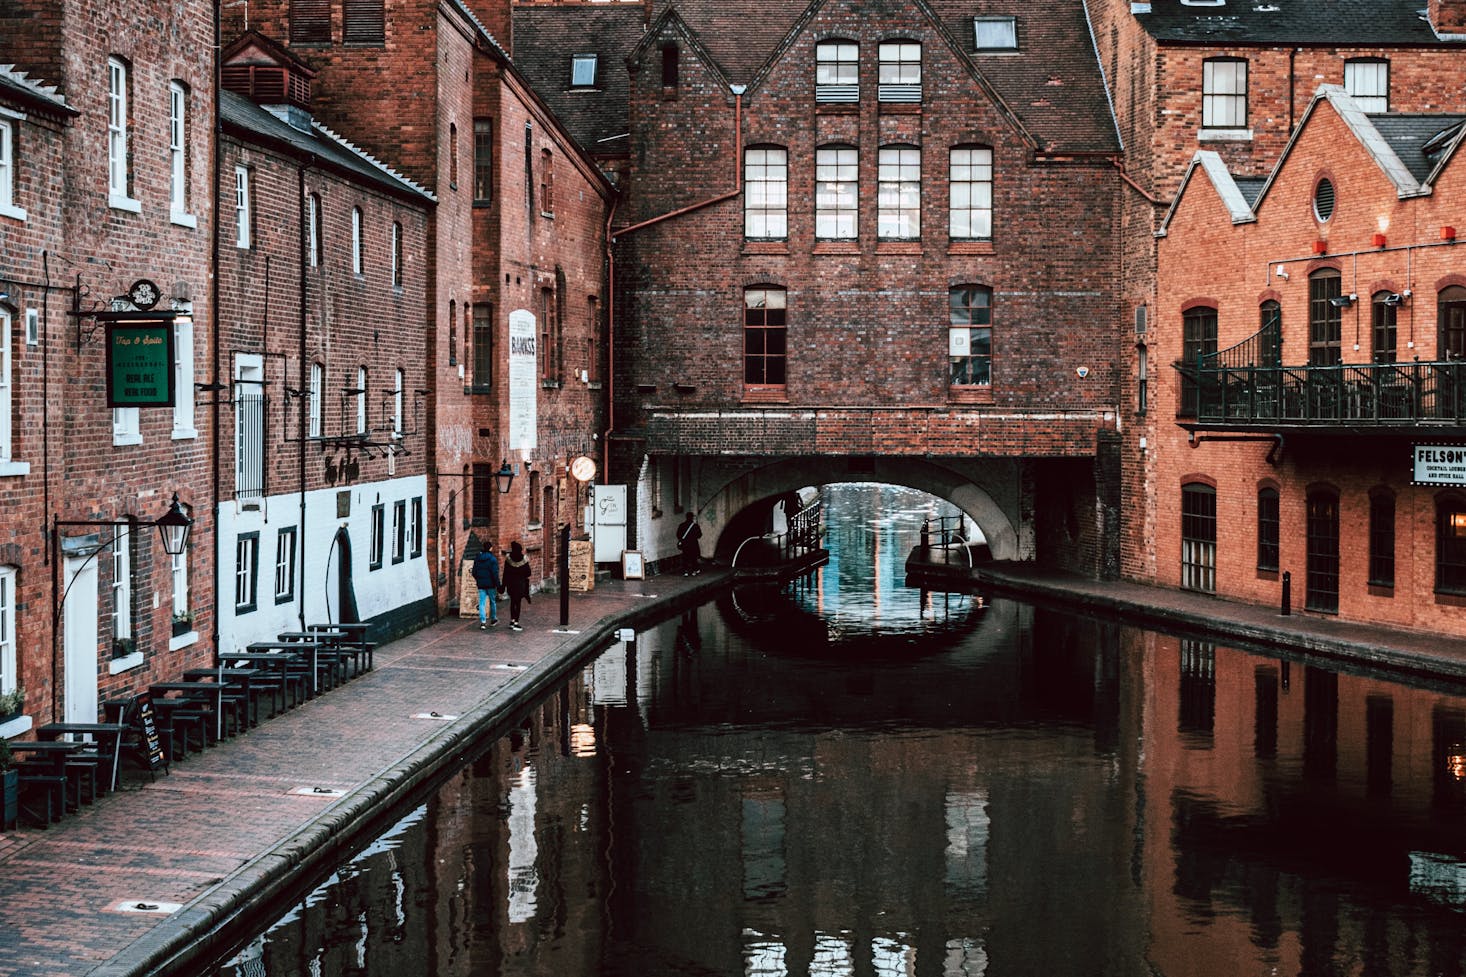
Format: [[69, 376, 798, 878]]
[[168, 81, 195, 226], [973, 17, 1017, 51], [0, 119, 24, 221], [235, 355, 264, 501], [356, 366, 368, 435], [170, 519, 192, 647], [172, 315, 196, 438], [112, 524, 132, 644], [235, 534, 258, 612], [949, 146, 993, 240], [392, 367, 404, 437], [877, 145, 921, 240], [112, 405, 140, 446], [409, 497, 423, 558], [108, 57, 139, 211], [877, 41, 921, 102], [571, 53, 598, 88], [815, 146, 858, 240], [815, 41, 859, 102], [1202, 58, 1248, 131], [392, 500, 406, 563], [274, 527, 296, 602], [25, 308, 38, 346], [351, 206, 363, 275], [309, 361, 323, 438], [0, 566, 15, 696], [0, 308, 12, 469], [1344, 59, 1389, 113], [308, 193, 321, 268], [234, 165, 251, 248], [369, 504, 385, 570], [744, 147, 788, 240], [390, 221, 402, 287]]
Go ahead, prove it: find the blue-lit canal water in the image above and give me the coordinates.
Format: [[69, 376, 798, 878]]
[[210, 485, 1466, 977]]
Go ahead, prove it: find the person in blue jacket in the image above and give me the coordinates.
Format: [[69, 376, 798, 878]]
[[471, 545, 501, 629]]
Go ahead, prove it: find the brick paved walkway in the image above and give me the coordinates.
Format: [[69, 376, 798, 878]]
[[0, 574, 722, 977]]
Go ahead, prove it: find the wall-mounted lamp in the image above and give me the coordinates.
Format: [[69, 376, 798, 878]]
[[1328, 293, 1358, 308], [1274, 266, 1289, 281], [1382, 292, 1406, 307], [494, 459, 516, 494]]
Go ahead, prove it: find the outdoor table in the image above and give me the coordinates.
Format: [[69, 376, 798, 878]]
[[310, 622, 373, 672], [151, 681, 235, 742], [250, 640, 326, 696], [36, 722, 128, 791], [224, 651, 306, 711], [184, 669, 266, 727], [281, 630, 354, 683], [9, 740, 85, 819]]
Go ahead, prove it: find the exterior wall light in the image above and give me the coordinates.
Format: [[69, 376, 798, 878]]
[[494, 459, 516, 494]]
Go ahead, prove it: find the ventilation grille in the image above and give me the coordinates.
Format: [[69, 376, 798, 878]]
[[1135, 305, 1148, 335], [221, 65, 312, 109]]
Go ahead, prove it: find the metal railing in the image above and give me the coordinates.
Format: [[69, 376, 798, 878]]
[[235, 387, 266, 501], [919, 514, 975, 567], [730, 500, 824, 570]]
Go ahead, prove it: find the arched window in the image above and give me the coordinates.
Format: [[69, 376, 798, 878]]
[[1180, 306, 1217, 417], [1439, 285, 1466, 360], [1181, 482, 1216, 593], [877, 145, 920, 240], [1369, 488, 1395, 588], [1257, 485, 1279, 571], [949, 286, 992, 387], [878, 40, 921, 102], [815, 40, 858, 102], [1436, 494, 1466, 595], [1371, 291, 1397, 363], [1260, 300, 1282, 366], [309, 361, 324, 438], [356, 366, 368, 434], [949, 146, 992, 241], [744, 146, 788, 240], [1308, 269, 1342, 365], [1305, 488, 1340, 613]]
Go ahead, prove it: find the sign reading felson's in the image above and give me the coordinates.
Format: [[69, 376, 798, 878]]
[[1413, 445, 1466, 486], [106, 319, 175, 407]]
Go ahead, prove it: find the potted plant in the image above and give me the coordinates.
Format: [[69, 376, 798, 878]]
[[0, 739, 16, 831], [172, 611, 194, 637], [112, 636, 137, 659], [0, 687, 24, 722]]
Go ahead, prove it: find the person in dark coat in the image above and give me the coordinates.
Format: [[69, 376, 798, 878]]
[[501, 541, 532, 631], [471, 545, 501, 628], [677, 511, 703, 576]]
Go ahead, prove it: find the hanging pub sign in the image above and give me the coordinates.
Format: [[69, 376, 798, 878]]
[[105, 316, 176, 407], [1412, 444, 1466, 487]]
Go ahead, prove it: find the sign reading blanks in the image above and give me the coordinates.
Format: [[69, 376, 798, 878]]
[[1413, 445, 1466, 486], [106, 319, 175, 407]]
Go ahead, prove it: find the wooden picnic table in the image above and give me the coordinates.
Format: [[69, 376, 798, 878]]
[[36, 722, 128, 791], [223, 651, 308, 711]]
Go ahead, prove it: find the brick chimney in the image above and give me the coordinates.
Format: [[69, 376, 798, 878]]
[[1429, 0, 1466, 33]]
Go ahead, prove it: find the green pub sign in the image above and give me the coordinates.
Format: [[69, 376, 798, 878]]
[[106, 320, 175, 407]]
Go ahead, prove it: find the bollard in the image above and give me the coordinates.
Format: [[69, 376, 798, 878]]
[[920, 519, 930, 550], [1280, 570, 1291, 616], [558, 522, 571, 628]]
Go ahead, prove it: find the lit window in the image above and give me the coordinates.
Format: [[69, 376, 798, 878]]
[[878, 41, 921, 102], [949, 146, 993, 240], [235, 165, 251, 248], [744, 147, 788, 239], [949, 286, 992, 386], [744, 287, 787, 388], [973, 17, 1017, 50], [1202, 58, 1248, 129], [571, 54, 598, 87], [169, 82, 190, 221], [815, 146, 857, 240], [815, 41, 858, 102], [1344, 59, 1389, 113], [0, 118, 21, 220], [877, 145, 920, 240], [1437, 496, 1466, 595]]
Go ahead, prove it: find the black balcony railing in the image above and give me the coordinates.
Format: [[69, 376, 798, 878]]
[[1177, 355, 1466, 427]]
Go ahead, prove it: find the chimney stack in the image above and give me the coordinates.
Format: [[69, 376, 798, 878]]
[[1429, 0, 1466, 34]]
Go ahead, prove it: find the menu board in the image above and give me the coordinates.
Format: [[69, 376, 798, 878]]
[[131, 691, 167, 771], [569, 539, 595, 592]]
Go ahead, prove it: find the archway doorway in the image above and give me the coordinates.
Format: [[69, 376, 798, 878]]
[[332, 528, 359, 625]]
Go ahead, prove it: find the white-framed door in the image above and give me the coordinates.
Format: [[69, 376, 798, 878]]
[[63, 554, 99, 724]]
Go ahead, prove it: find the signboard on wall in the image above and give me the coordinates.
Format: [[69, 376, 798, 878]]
[[508, 309, 537, 452], [1413, 445, 1466, 486], [106, 319, 175, 407]]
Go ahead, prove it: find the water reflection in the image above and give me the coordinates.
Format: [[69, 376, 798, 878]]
[[210, 494, 1466, 977]]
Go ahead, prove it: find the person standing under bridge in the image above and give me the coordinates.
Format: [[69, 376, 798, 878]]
[[678, 511, 703, 576]]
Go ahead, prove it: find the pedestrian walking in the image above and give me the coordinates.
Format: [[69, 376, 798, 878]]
[[677, 511, 703, 575], [471, 544, 501, 628], [501, 541, 532, 631]]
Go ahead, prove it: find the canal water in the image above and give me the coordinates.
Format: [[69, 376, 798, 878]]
[[212, 486, 1466, 977]]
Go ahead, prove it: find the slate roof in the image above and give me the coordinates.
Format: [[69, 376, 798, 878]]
[[1370, 114, 1466, 184], [1232, 175, 1267, 206], [0, 63, 75, 117], [511, 0, 1118, 156], [219, 90, 434, 203], [1133, 0, 1454, 46]]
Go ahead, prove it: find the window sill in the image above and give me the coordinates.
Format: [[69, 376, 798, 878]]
[[1435, 590, 1466, 607], [0, 460, 31, 477], [113, 432, 143, 447], [1368, 583, 1395, 598], [742, 387, 788, 404], [947, 385, 994, 405], [742, 240, 789, 255], [169, 630, 199, 652], [813, 241, 859, 255], [170, 210, 198, 229], [876, 240, 922, 254], [0, 714, 32, 739], [109, 651, 145, 674], [109, 194, 142, 214], [948, 240, 995, 256], [540, 211, 555, 220], [1199, 128, 1253, 142], [878, 101, 922, 115], [542, 380, 562, 389], [172, 427, 199, 441], [0, 203, 26, 222]]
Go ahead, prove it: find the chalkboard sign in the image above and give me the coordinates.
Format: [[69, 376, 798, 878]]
[[131, 691, 167, 772], [569, 539, 595, 592]]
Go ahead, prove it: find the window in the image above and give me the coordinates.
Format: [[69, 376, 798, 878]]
[[524, 124, 534, 214], [973, 16, 1017, 50], [1257, 486, 1279, 571], [309, 361, 323, 437], [234, 165, 251, 248], [275, 527, 297, 602], [1202, 58, 1248, 129], [113, 405, 140, 445], [540, 149, 554, 215], [393, 367, 404, 437], [355, 366, 368, 435], [25, 308, 37, 346], [449, 300, 458, 367], [529, 469, 542, 525], [949, 146, 993, 240], [390, 222, 402, 288], [112, 523, 132, 647], [1369, 490, 1395, 588], [815, 41, 858, 102], [108, 57, 135, 206], [343, 0, 385, 44], [744, 287, 787, 388], [471, 462, 493, 526], [291, 0, 331, 43], [1344, 59, 1389, 113], [472, 303, 493, 391], [815, 146, 857, 239], [392, 500, 406, 563], [949, 286, 993, 386], [1437, 495, 1466, 595], [1372, 291, 1397, 363], [169, 82, 190, 221], [1442, 286, 1466, 359], [878, 146, 920, 240], [878, 41, 921, 102], [1308, 269, 1343, 365], [1260, 300, 1283, 366], [1181, 483, 1217, 593], [1306, 490, 1341, 614], [369, 503, 385, 570], [0, 566, 14, 697], [744, 147, 788, 239], [173, 316, 195, 437], [473, 119, 493, 205], [448, 122, 458, 189], [540, 287, 559, 383], [171, 520, 190, 627], [571, 54, 598, 88], [236, 357, 264, 500], [0, 308, 11, 464], [410, 497, 423, 558], [308, 193, 322, 267], [1180, 307, 1218, 416], [235, 532, 259, 613], [0, 119, 21, 220], [351, 206, 363, 275], [661, 44, 679, 90], [1137, 344, 1149, 414], [1313, 177, 1335, 222]]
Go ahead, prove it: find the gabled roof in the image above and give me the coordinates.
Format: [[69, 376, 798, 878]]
[[1157, 150, 1255, 236], [0, 63, 76, 119], [220, 90, 434, 204], [1133, 0, 1457, 46], [1369, 114, 1466, 185]]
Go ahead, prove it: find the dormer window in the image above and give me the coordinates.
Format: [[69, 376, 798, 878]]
[[571, 54, 597, 88], [973, 17, 1017, 51]]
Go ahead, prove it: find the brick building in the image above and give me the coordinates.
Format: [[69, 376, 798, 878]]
[[1153, 85, 1466, 630], [0, 0, 217, 732], [215, 32, 436, 652], [514, 0, 1126, 575]]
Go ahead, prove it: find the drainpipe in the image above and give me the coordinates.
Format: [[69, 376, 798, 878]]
[[298, 156, 316, 630], [601, 195, 619, 482], [210, 0, 224, 656]]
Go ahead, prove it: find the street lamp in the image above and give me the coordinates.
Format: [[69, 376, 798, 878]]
[[52, 493, 196, 620], [494, 459, 516, 494], [153, 493, 193, 556]]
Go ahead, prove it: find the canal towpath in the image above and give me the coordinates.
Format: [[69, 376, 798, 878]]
[[2, 564, 1466, 977]]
